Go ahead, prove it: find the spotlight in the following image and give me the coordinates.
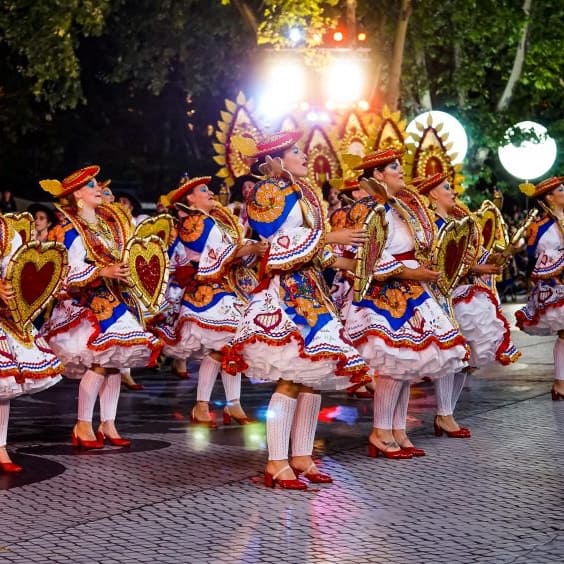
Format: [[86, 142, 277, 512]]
[[333, 31, 344, 42]]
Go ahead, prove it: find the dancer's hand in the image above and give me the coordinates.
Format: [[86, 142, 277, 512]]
[[397, 266, 441, 281], [327, 229, 367, 246], [471, 263, 502, 275], [100, 263, 130, 281]]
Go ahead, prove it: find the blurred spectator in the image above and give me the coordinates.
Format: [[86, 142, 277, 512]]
[[114, 192, 149, 225], [1, 190, 17, 213], [321, 180, 342, 216], [27, 203, 58, 242]]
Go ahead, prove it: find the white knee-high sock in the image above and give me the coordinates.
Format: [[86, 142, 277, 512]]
[[77, 370, 105, 422], [0, 400, 10, 447], [221, 371, 241, 403], [291, 393, 321, 457], [554, 338, 564, 381], [266, 392, 297, 461], [392, 382, 411, 430], [196, 355, 221, 402], [451, 371, 467, 410], [373, 376, 404, 430], [434, 373, 454, 416], [99, 373, 121, 422]]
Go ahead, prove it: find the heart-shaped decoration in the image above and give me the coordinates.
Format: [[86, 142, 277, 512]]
[[0, 240, 68, 339], [276, 235, 290, 249], [431, 216, 479, 296], [208, 248, 218, 261], [124, 236, 169, 313], [3, 212, 34, 244], [134, 214, 175, 246], [254, 309, 282, 332], [473, 200, 508, 252], [354, 205, 388, 302]]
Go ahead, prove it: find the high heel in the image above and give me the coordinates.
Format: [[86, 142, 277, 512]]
[[290, 463, 333, 484], [264, 465, 307, 490], [368, 439, 412, 459], [97, 428, 131, 447], [123, 382, 145, 391], [346, 383, 374, 399], [190, 408, 218, 429], [223, 406, 256, 426], [399, 445, 426, 457], [551, 386, 564, 401], [71, 427, 103, 450], [0, 461, 23, 473], [433, 416, 471, 438]]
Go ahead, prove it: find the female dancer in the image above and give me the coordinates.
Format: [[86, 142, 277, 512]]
[[0, 214, 63, 471], [224, 130, 370, 489], [516, 176, 564, 400], [28, 203, 58, 242], [418, 173, 520, 436], [154, 176, 265, 427], [40, 166, 162, 448], [343, 149, 469, 458]]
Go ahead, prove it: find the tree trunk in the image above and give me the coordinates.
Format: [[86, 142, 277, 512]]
[[386, 0, 412, 110], [497, 0, 533, 112], [415, 47, 432, 110]]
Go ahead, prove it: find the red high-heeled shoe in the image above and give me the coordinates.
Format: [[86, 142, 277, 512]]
[[96, 429, 131, 447], [551, 386, 564, 401], [223, 406, 256, 426], [190, 408, 218, 429], [264, 465, 307, 490], [0, 461, 23, 473], [368, 440, 412, 459], [433, 416, 471, 438], [172, 363, 188, 379], [123, 382, 145, 391], [71, 429, 103, 450], [399, 445, 426, 457], [290, 463, 333, 484]]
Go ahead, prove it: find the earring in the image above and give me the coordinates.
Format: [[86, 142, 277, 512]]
[[429, 200, 437, 211], [77, 199, 84, 210]]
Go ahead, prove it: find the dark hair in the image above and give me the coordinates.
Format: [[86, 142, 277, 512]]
[[321, 180, 333, 202], [114, 192, 142, 217], [27, 203, 58, 228], [230, 174, 258, 203]]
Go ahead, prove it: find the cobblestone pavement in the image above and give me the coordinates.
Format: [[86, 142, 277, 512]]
[[1, 305, 562, 563]]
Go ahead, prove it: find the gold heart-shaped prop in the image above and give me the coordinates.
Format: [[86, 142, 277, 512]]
[[473, 200, 508, 253], [0, 240, 68, 340], [134, 214, 175, 246], [123, 236, 169, 314], [3, 212, 34, 244], [430, 216, 479, 296], [353, 204, 388, 302]]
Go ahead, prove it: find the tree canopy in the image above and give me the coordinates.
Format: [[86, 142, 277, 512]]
[[0, 0, 562, 204]]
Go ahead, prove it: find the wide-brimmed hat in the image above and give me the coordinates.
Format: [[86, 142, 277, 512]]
[[519, 176, 564, 199], [164, 176, 213, 206], [417, 172, 450, 195], [231, 130, 303, 160], [39, 165, 100, 199], [350, 147, 405, 171]]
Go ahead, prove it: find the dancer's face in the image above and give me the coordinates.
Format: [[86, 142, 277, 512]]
[[186, 184, 216, 213], [282, 145, 308, 178], [429, 180, 456, 213], [74, 178, 102, 209], [373, 159, 405, 195], [546, 183, 564, 211]]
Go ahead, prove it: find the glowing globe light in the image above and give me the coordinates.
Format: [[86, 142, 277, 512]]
[[498, 121, 557, 180], [288, 27, 302, 44], [406, 110, 468, 165]]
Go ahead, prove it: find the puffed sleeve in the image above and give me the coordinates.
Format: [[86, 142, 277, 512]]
[[178, 212, 238, 281], [247, 179, 325, 273], [531, 223, 564, 279], [63, 227, 101, 288]]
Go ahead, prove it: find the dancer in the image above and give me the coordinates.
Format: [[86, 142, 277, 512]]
[[0, 214, 63, 472], [224, 130, 370, 489], [419, 173, 520, 437], [516, 176, 564, 400], [343, 148, 469, 458], [153, 176, 266, 427], [39, 166, 162, 449]]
